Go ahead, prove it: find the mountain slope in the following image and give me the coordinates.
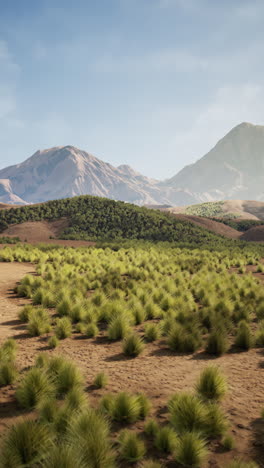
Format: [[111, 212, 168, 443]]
[[1, 122, 264, 206], [0, 146, 171, 205], [165, 122, 264, 202], [0, 179, 27, 205]]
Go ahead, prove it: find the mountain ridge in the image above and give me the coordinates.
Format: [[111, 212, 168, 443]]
[[1, 122, 264, 205]]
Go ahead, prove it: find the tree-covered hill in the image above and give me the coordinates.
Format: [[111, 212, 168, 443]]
[[0, 195, 236, 245]]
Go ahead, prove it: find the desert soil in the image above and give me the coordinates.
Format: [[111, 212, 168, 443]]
[[0, 263, 263, 467], [2, 220, 95, 247]]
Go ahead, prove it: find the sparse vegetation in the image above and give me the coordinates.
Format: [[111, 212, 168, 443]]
[[0, 232, 263, 467]]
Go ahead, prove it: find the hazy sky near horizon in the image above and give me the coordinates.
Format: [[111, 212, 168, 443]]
[[0, 0, 264, 179]]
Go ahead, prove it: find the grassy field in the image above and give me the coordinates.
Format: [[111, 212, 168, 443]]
[[0, 241, 264, 467]]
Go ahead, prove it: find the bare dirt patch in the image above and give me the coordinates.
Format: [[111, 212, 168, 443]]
[[2, 220, 95, 247], [172, 214, 241, 239], [241, 226, 264, 242]]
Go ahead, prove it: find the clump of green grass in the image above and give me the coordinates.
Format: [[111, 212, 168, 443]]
[[167, 324, 201, 353], [195, 366, 227, 401], [122, 333, 145, 357], [144, 418, 159, 438], [144, 323, 161, 342], [85, 323, 99, 338], [27, 309, 51, 336], [41, 445, 84, 468], [64, 386, 87, 411], [154, 426, 178, 453], [169, 393, 207, 434], [56, 298, 72, 317], [94, 372, 108, 389], [204, 403, 228, 438], [48, 335, 59, 349], [109, 392, 141, 423], [38, 398, 58, 424], [222, 434, 235, 451], [0, 338, 17, 362], [206, 329, 229, 356], [0, 419, 53, 467], [54, 360, 84, 396], [136, 393, 151, 419], [175, 432, 208, 467], [18, 305, 34, 322], [68, 409, 116, 468], [0, 362, 17, 386], [55, 317, 72, 339], [119, 430, 146, 462], [108, 316, 131, 341], [235, 321, 254, 350], [16, 367, 55, 409]]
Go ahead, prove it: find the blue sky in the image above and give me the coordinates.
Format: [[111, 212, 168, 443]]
[[0, 0, 264, 179]]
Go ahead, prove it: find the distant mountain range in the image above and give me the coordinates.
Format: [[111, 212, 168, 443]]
[[1, 122, 264, 206]]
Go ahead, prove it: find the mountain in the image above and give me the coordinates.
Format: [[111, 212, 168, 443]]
[[165, 122, 264, 203], [1, 122, 264, 206], [0, 179, 27, 205], [0, 146, 171, 205]]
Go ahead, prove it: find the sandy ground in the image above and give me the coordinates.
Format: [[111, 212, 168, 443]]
[[172, 214, 241, 239], [2, 220, 95, 247], [0, 263, 263, 466]]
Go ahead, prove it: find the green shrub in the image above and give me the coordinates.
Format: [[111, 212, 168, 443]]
[[68, 410, 116, 468], [110, 392, 141, 423], [0, 338, 17, 362], [204, 403, 228, 438], [0, 362, 17, 386], [41, 445, 85, 468], [167, 324, 201, 353], [0, 419, 53, 468], [94, 372, 108, 389], [48, 335, 59, 349], [139, 461, 163, 468], [107, 316, 131, 341], [144, 418, 159, 438], [154, 426, 178, 453], [222, 434, 235, 450], [122, 333, 145, 357], [27, 309, 51, 336], [132, 307, 147, 325], [64, 386, 87, 411], [16, 368, 55, 409], [55, 317, 72, 339], [18, 305, 34, 322], [119, 430, 146, 462], [175, 432, 208, 467], [38, 398, 58, 424], [169, 393, 207, 434], [35, 353, 49, 369], [235, 321, 254, 350], [195, 366, 227, 401], [86, 323, 99, 338], [144, 323, 161, 342], [57, 299, 71, 317], [136, 393, 151, 419], [55, 361, 84, 396], [206, 330, 229, 356]]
